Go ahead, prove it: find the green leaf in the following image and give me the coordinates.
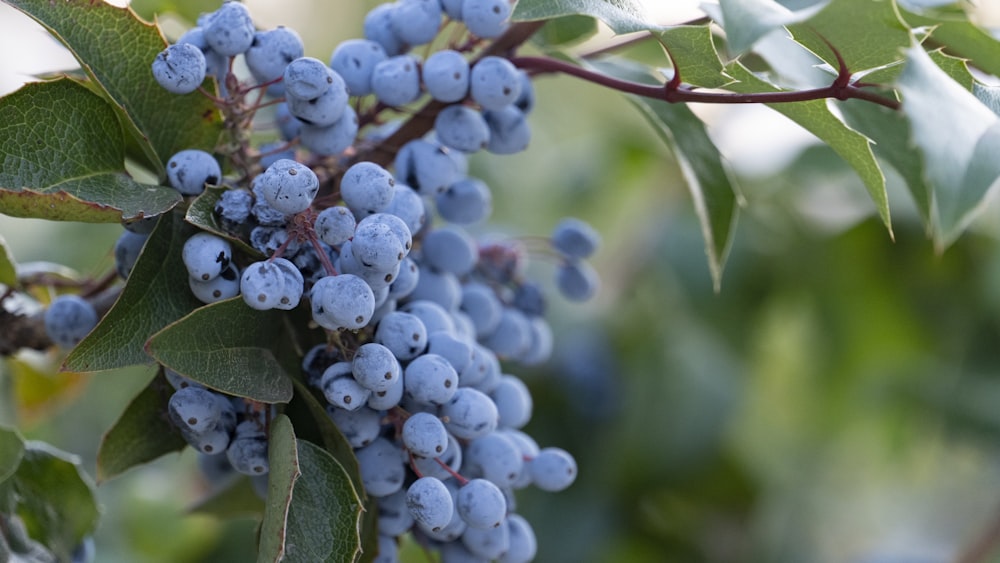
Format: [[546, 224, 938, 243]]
[[11, 442, 98, 561], [897, 44, 1000, 247], [974, 82, 1000, 117], [901, 7, 1000, 78], [592, 58, 741, 290], [511, 0, 662, 34], [0, 79, 180, 222], [64, 211, 203, 372], [259, 415, 363, 563], [187, 477, 265, 518], [717, 0, 819, 54], [839, 97, 932, 228], [725, 62, 891, 234], [127, 0, 213, 25], [186, 186, 261, 258], [0, 427, 25, 484], [0, 236, 17, 288], [655, 26, 733, 89], [3, 0, 223, 175], [787, 0, 911, 75], [96, 372, 187, 482], [531, 14, 598, 47], [146, 298, 294, 403]]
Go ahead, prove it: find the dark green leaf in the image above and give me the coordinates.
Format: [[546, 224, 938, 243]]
[[0, 427, 24, 484], [974, 82, 1000, 117], [64, 211, 203, 372], [3, 0, 223, 175], [787, 0, 911, 76], [259, 415, 363, 563], [897, 44, 1000, 247], [186, 186, 261, 258], [656, 25, 732, 89], [592, 58, 741, 290], [96, 372, 187, 482], [0, 79, 180, 222], [0, 236, 17, 288], [725, 62, 891, 234], [187, 476, 265, 518], [511, 0, 663, 34], [146, 298, 294, 403], [12, 442, 98, 562]]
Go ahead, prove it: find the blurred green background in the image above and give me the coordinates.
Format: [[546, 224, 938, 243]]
[[4, 1, 1000, 562]]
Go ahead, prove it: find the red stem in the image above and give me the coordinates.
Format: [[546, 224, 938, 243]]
[[509, 55, 901, 111]]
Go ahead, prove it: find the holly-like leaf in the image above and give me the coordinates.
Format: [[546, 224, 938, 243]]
[[511, 0, 662, 34], [0, 427, 25, 484], [787, 0, 911, 76], [901, 7, 1000, 78], [145, 298, 294, 403], [897, 44, 1000, 247], [592, 58, 741, 290], [531, 15, 598, 47], [3, 0, 223, 176], [259, 415, 363, 563], [715, 0, 820, 54], [839, 97, 932, 228], [725, 62, 891, 234], [656, 25, 732, 89], [96, 372, 187, 482], [0, 236, 17, 288], [974, 82, 1000, 117], [9, 441, 98, 562], [64, 211, 203, 372], [0, 79, 180, 222]]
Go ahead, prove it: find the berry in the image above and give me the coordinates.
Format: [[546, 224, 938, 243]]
[[204, 1, 256, 56], [167, 149, 220, 195], [461, 0, 511, 39], [245, 27, 305, 89], [470, 56, 521, 111], [44, 295, 98, 348], [254, 159, 320, 215], [372, 55, 422, 107], [406, 476, 454, 532], [422, 49, 470, 103], [401, 411, 448, 457], [182, 232, 232, 282], [551, 217, 601, 259], [435, 104, 491, 153], [152, 43, 206, 94], [330, 39, 387, 96]]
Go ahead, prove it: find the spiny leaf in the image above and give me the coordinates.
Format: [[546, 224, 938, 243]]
[[725, 62, 891, 236], [592, 58, 741, 290], [787, 0, 911, 76], [259, 415, 364, 563], [0, 79, 180, 222], [96, 372, 186, 482], [656, 25, 732, 89], [716, 0, 820, 54], [64, 211, 203, 372], [531, 14, 598, 47], [3, 0, 222, 176], [897, 44, 1000, 247], [511, 0, 663, 34], [145, 298, 294, 403], [901, 6, 1000, 78]]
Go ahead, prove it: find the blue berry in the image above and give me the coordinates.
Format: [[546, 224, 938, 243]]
[[390, 0, 442, 46], [372, 55, 422, 107], [484, 105, 531, 154], [435, 105, 490, 153], [422, 226, 478, 275], [245, 26, 304, 90], [189, 263, 241, 304], [441, 387, 498, 440], [462, 0, 511, 39], [204, 2, 256, 56], [385, 183, 427, 235], [406, 476, 454, 532], [44, 295, 98, 348], [167, 149, 220, 195], [240, 260, 286, 310], [152, 43, 206, 95], [422, 49, 470, 102], [283, 57, 340, 101], [330, 39, 388, 96], [404, 353, 458, 406], [401, 411, 449, 458], [253, 159, 319, 215], [341, 162, 397, 217], [214, 188, 253, 230], [299, 105, 358, 155], [394, 139, 461, 196], [374, 311, 428, 360], [551, 217, 601, 259], [555, 259, 599, 301], [287, 76, 349, 126], [355, 437, 407, 497], [310, 274, 376, 330], [182, 232, 232, 282], [352, 342, 401, 393], [114, 230, 148, 279], [528, 447, 577, 491], [364, 3, 407, 57], [470, 56, 521, 110], [315, 206, 357, 246], [456, 478, 506, 529], [435, 177, 492, 225]]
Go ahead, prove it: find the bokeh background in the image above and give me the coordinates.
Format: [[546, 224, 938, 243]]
[[4, 1, 1000, 562]]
